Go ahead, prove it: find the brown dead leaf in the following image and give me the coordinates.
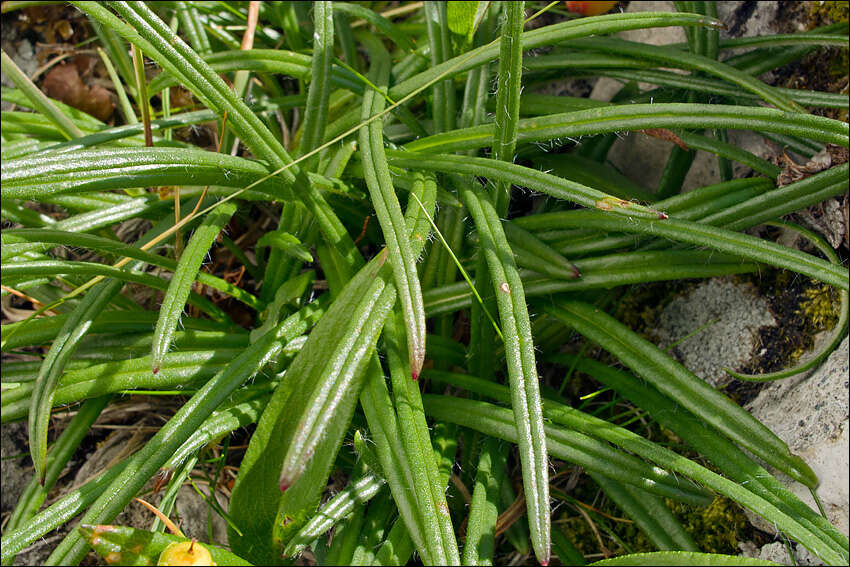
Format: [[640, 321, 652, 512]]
[[54, 20, 73, 41], [642, 128, 689, 150], [42, 63, 114, 122], [776, 144, 845, 187], [827, 144, 848, 166]]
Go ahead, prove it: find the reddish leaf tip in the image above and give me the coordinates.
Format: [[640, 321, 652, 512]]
[[411, 371, 419, 382], [540, 561, 548, 566], [658, 211, 669, 220], [152, 366, 160, 375], [280, 481, 290, 492]]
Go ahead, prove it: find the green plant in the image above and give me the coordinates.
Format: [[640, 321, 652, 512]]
[[1, 1, 848, 566]]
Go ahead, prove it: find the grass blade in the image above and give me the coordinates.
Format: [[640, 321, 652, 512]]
[[359, 36, 427, 380], [298, 1, 333, 170], [544, 301, 819, 488], [422, 395, 710, 505], [385, 311, 460, 564], [151, 201, 237, 373], [44, 300, 327, 565], [459, 183, 551, 565], [491, 0, 524, 216]]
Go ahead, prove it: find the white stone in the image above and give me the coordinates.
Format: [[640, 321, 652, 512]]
[[654, 278, 777, 387], [745, 336, 850, 538]]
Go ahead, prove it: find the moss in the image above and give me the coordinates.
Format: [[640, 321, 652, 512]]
[[806, 1, 850, 28], [798, 284, 841, 332], [730, 259, 841, 379], [667, 496, 768, 555], [555, 482, 765, 557]]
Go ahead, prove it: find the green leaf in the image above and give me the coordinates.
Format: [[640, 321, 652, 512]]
[[545, 301, 818, 487], [45, 301, 326, 565], [589, 551, 782, 566], [421, 395, 711, 505], [359, 36, 427, 380], [283, 473, 385, 558], [152, 201, 237, 373], [298, 1, 333, 171], [256, 231, 314, 263], [79, 525, 251, 566], [459, 182, 551, 565], [447, 1, 480, 43], [385, 311, 459, 564]]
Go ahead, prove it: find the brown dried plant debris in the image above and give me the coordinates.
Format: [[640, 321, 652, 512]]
[[41, 62, 114, 122], [777, 143, 848, 186]]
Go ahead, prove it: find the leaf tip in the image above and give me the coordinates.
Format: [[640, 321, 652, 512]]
[[152, 366, 160, 375], [411, 371, 419, 382], [280, 480, 290, 492]]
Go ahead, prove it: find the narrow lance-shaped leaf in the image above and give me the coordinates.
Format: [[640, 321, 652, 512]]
[[422, 395, 711, 505], [276, 275, 397, 492], [27, 261, 141, 484], [459, 182, 551, 566], [45, 299, 327, 565], [358, 35, 427, 380], [402, 104, 848, 154], [463, 436, 508, 566], [491, 0, 524, 216], [545, 300, 819, 488], [585, 551, 785, 566], [298, 0, 333, 170], [385, 311, 460, 564], [226, 262, 395, 563], [283, 473, 386, 558], [359, 358, 432, 563], [2, 228, 261, 309], [152, 201, 237, 374]]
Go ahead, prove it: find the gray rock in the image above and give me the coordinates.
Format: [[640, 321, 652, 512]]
[[716, 1, 781, 39], [745, 336, 849, 538], [1, 18, 39, 99], [754, 542, 793, 565], [588, 1, 788, 192], [1, 421, 32, 517], [173, 484, 229, 546], [740, 539, 826, 566], [654, 278, 777, 387]]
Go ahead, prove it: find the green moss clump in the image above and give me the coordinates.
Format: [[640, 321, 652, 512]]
[[798, 284, 840, 331], [806, 1, 850, 28], [667, 496, 759, 555]]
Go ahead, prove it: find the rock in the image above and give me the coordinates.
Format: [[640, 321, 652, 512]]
[[0, 18, 39, 86], [740, 539, 827, 566], [745, 336, 849, 538], [1, 421, 32, 518], [587, 1, 789, 192], [173, 484, 229, 546], [754, 542, 793, 565], [653, 278, 776, 387], [715, 1, 781, 39]]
